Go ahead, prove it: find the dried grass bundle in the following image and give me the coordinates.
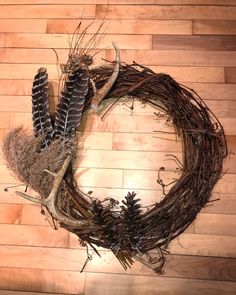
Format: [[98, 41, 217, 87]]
[[2, 127, 67, 198]]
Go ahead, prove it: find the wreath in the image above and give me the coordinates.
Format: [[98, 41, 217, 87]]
[[2, 37, 227, 273]]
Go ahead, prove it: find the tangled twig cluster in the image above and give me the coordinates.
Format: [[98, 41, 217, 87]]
[[3, 62, 227, 273], [66, 62, 227, 271]]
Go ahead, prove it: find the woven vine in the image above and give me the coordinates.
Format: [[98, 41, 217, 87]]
[[2, 59, 227, 273]]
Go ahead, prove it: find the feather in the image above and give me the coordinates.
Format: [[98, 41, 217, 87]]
[[55, 67, 89, 139], [32, 67, 54, 150]]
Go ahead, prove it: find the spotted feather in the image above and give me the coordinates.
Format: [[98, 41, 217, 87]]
[[54, 67, 89, 140], [32, 67, 54, 150]]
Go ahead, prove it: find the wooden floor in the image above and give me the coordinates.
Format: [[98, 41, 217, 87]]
[[0, 1, 236, 294]]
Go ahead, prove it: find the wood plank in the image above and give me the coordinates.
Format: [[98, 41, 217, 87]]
[[123, 170, 236, 193], [0, 80, 33, 95], [0, 253, 234, 285], [47, 19, 192, 34], [220, 118, 236, 135], [9, 112, 32, 129], [21, 204, 49, 226], [5, 33, 152, 49], [85, 273, 236, 295], [112, 132, 181, 152], [1, 48, 235, 67], [2, 196, 233, 228], [0, 245, 86, 270], [79, 113, 174, 133], [96, 5, 236, 20], [0, 267, 85, 294], [155, 0, 236, 5], [75, 150, 182, 170], [153, 35, 236, 51], [0, 112, 10, 128], [202, 194, 236, 215], [0, 64, 58, 79], [0, 96, 31, 112], [0, 291, 69, 295], [0, 165, 17, 183], [112, 133, 236, 173], [206, 100, 236, 118], [170, 233, 236, 257], [96, 98, 230, 116], [1, 0, 236, 4], [0, 34, 6, 47], [195, 213, 236, 236], [0, 19, 47, 33], [193, 20, 236, 35], [1, 96, 235, 119], [186, 83, 236, 101], [225, 67, 236, 83], [0, 204, 22, 224], [0, 238, 234, 271], [1, 80, 236, 101], [88, 252, 236, 281], [150, 66, 225, 83], [0, 5, 96, 19], [154, 0, 236, 4], [7, 111, 233, 136], [74, 168, 123, 188], [105, 49, 236, 66], [0, 224, 69, 247], [214, 174, 236, 194], [83, 251, 236, 281], [0, 48, 73, 64], [77, 131, 113, 150], [0, 0, 156, 3]]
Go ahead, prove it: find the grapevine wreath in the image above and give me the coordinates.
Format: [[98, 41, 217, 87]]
[[2, 24, 227, 273]]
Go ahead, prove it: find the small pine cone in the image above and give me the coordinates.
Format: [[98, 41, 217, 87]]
[[91, 200, 120, 249], [121, 192, 144, 249]]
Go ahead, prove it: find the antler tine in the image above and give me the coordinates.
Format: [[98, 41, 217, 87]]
[[43, 154, 88, 228], [16, 154, 88, 228], [90, 42, 120, 112]]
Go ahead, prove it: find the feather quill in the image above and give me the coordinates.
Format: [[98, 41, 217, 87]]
[[32, 67, 54, 150], [55, 67, 89, 139]]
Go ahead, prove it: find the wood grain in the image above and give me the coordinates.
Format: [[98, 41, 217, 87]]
[[195, 213, 236, 236], [0, 291, 70, 295], [96, 5, 236, 20], [0, 19, 47, 33], [193, 20, 236, 35], [150, 66, 225, 83], [105, 50, 236, 66], [85, 273, 236, 295], [0, 224, 69, 247], [0, 1, 236, 294], [1, 80, 236, 100], [1, 0, 236, 4], [5, 33, 152, 49], [0, 204, 22, 224], [0, 267, 85, 294], [47, 19, 192, 34], [0, 5, 96, 19], [153, 35, 236, 51], [225, 67, 236, 83]]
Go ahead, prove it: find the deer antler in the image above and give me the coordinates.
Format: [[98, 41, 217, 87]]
[[16, 154, 88, 228], [90, 42, 120, 112]]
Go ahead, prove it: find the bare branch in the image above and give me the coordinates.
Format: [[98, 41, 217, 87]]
[[15, 191, 42, 204], [90, 42, 120, 112], [43, 154, 88, 228]]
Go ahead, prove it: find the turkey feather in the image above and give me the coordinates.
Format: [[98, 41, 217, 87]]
[[55, 67, 89, 139], [32, 67, 54, 150]]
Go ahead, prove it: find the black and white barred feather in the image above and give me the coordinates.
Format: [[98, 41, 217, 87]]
[[32, 67, 54, 150], [54, 67, 89, 139]]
